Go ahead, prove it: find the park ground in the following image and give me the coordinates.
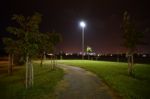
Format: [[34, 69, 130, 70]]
[[0, 60, 64, 99], [0, 59, 150, 99], [58, 60, 150, 99], [54, 64, 120, 99]]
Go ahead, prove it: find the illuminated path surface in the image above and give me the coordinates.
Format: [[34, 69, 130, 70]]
[[55, 64, 120, 99]]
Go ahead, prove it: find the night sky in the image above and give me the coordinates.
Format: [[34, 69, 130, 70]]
[[0, 0, 150, 54]]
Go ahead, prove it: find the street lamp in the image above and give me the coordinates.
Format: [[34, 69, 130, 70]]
[[80, 21, 86, 60]]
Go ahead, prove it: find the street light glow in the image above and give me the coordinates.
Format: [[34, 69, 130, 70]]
[[80, 21, 86, 28]]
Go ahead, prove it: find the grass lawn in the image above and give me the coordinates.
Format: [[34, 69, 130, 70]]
[[58, 60, 150, 99], [0, 61, 64, 99]]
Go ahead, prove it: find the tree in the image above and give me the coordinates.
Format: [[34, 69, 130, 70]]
[[3, 38, 17, 75], [122, 11, 144, 76], [38, 33, 53, 66], [86, 46, 92, 60], [48, 31, 62, 69], [7, 12, 42, 88]]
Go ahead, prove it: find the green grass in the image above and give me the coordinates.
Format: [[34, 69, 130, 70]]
[[58, 60, 150, 99], [0, 61, 64, 99]]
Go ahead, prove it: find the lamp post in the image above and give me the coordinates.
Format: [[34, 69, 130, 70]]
[[80, 21, 86, 60]]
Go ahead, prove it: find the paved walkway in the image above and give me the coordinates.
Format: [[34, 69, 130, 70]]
[[55, 64, 120, 99]]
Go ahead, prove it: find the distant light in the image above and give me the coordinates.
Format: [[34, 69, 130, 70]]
[[79, 52, 82, 55], [80, 21, 86, 28], [97, 54, 100, 57], [65, 53, 69, 56], [65, 53, 73, 56], [48, 53, 53, 56], [142, 54, 147, 57], [89, 52, 96, 56]]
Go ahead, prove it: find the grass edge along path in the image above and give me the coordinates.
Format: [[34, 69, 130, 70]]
[[0, 61, 64, 99], [58, 60, 150, 99]]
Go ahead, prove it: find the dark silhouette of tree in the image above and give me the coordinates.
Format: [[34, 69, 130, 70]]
[[6, 12, 42, 88], [38, 33, 53, 66], [122, 11, 144, 76], [38, 31, 62, 68], [2, 38, 17, 75], [48, 32, 62, 69]]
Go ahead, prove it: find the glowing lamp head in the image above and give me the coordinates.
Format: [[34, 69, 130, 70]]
[[80, 21, 86, 28]]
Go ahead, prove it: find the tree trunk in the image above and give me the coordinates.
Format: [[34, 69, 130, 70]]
[[117, 55, 119, 62], [44, 51, 46, 60], [60, 55, 63, 60], [128, 56, 131, 75], [8, 54, 11, 75], [50, 55, 54, 70], [53, 55, 55, 69], [40, 52, 46, 67], [29, 60, 33, 87], [131, 54, 134, 67], [40, 54, 43, 66], [8, 54, 14, 75], [51, 55, 57, 70], [25, 55, 34, 88], [131, 54, 134, 75], [128, 54, 134, 76], [52, 55, 55, 70], [25, 55, 29, 88], [54, 55, 57, 69], [50, 55, 52, 70], [31, 63, 34, 86], [11, 54, 14, 74], [88, 54, 90, 60]]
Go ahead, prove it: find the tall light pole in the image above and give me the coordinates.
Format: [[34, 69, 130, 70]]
[[80, 21, 86, 60]]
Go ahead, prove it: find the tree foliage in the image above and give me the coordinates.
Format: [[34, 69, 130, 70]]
[[122, 11, 144, 51], [48, 32, 62, 48]]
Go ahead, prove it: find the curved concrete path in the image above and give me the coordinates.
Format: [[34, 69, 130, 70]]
[[55, 64, 120, 99]]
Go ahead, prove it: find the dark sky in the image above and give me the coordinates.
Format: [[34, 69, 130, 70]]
[[0, 0, 150, 53]]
